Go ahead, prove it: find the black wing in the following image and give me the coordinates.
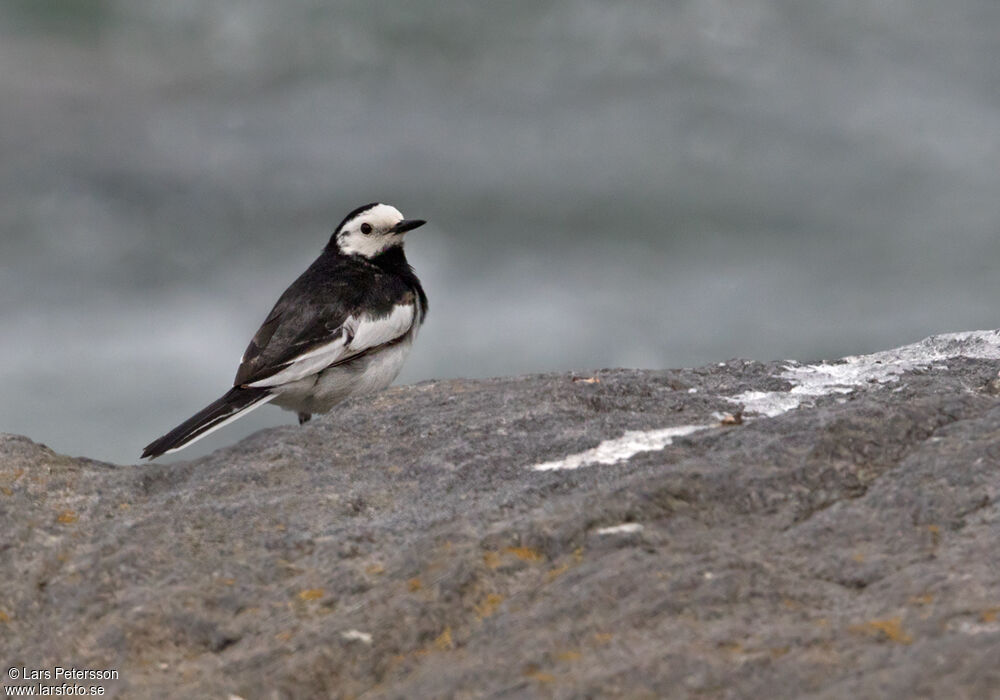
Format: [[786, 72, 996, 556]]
[[234, 256, 417, 387]]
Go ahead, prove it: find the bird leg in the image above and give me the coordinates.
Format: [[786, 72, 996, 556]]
[[298, 412, 312, 425]]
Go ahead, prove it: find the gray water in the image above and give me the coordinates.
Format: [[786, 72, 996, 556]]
[[2, 1, 999, 464]]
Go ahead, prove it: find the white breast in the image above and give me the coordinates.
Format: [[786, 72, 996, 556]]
[[346, 339, 414, 397]]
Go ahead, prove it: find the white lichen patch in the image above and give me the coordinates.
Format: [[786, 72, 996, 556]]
[[727, 388, 815, 418], [531, 331, 1000, 473], [531, 424, 711, 471], [341, 629, 373, 644], [953, 619, 1000, 636], [730, 330, 1000, 418], [595, 523, 644, 535]]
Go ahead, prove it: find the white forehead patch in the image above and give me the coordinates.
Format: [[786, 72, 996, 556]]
[[337, 203, 406, 258]]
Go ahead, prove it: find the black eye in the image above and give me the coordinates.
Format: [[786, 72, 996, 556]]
[[360, 223, 373, 234]]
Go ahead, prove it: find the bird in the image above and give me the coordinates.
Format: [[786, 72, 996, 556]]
[[141, 202, 427, 459]]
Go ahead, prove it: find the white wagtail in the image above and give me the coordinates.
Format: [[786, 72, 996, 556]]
[[141, 202, 427, 459]]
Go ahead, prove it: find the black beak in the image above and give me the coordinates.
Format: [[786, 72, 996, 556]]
[[392, 219, 426, 234]]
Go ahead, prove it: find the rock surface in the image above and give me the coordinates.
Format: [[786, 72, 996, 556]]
[[3, 331, 1000, 699]]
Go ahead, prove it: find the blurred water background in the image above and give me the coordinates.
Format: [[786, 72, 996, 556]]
[[2, 1, 999, 464]]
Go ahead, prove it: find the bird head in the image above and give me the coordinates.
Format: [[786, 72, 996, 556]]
[[331, 203, 426, 258]]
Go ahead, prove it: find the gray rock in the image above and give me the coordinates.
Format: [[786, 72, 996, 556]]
[[3, 331, 1000, 699]]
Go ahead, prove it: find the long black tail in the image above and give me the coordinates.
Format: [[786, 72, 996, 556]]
[[141, 387, 274, 460]]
